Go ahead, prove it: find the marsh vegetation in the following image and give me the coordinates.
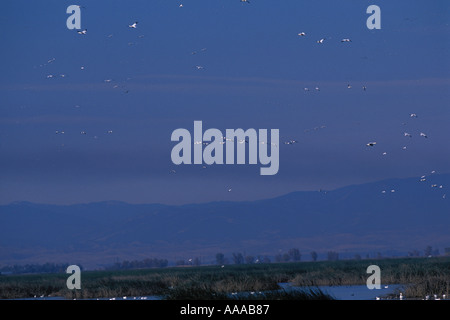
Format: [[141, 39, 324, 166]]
[[1, 256, 449, 300]]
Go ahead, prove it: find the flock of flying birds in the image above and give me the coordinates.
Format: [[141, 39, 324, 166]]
[[40, 3, 446, 198], [365, 112, 446, 199]]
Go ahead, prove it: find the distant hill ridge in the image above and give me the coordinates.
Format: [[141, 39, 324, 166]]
[[1, 174, 449, 269]]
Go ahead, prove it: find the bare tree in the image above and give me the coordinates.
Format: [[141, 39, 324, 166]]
[[245, 255, 255, 264], [288, 248, 301, 262], [232, 252, 244, 264], [327, 251, 339, 261], [215, 253, 226, 265], [424, 245, 433, 257]]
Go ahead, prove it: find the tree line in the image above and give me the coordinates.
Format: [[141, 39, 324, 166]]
[[0, 262, 81, 275], [106, 257, 169, 270], [2, 245, 447, 274], [215, 248, 324, 265]]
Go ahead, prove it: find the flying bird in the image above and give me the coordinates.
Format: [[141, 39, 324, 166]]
[[129, 22, 138, 29], [341, 38, 352, 42], [77, 29, 87, 35], [420, 132, 428, 138], [317, 38, 325, 44], [366, 142, 377, 147], [298, 32, 306, 36]]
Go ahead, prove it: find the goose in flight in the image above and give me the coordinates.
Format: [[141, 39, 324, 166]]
[[317, 38, 325, 44], [404, 132, 412, 138], [77, 29, 87, 35], [366, 142, 377, 147], [129, 22, 138, 29], [341, 38, 351, 42], [420, 132, 428, 138], [410, 113, 418, 118], [298, 32, 306, 36]]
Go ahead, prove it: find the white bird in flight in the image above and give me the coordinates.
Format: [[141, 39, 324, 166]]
[[298, 32, 306, 36], [77, 29, 87, 35], [366, 142, 377, 147], [420, 132, 428, 138], [129, 22, 138, 29], [341, 38, 352, 42], [317, 38, 325, 44]]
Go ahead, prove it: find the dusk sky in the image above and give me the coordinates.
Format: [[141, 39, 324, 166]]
[[1, 0, 449, 205]]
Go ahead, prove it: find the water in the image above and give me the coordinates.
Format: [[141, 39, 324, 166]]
[[5, 285, 404, 300], [279, 283, 404, 300], [6, 295, 162, 301]]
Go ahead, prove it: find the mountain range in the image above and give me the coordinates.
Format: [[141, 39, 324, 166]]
[[1, 174, 449, 269]]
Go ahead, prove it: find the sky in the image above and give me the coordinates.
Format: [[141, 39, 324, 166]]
[[0, 0, 449, 205]]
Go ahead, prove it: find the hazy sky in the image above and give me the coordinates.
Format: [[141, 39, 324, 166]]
[[0, 0, 449, 205]]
